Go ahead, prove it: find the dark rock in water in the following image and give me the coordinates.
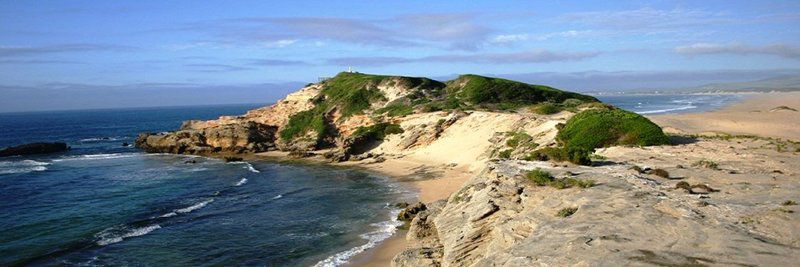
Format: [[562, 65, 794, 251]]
[[395, 202, 410, 209], [184, 160, 198, 164], [397, 202, 427, 222], [122, 142, 130, 147], [0, 142, 69, 157], [223, 156, 243, 163]]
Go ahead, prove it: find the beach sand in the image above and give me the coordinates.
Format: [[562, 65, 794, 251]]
[[650, 92, 800, 140]]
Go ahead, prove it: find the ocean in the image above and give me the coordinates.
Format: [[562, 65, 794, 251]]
[[0, 104, 411, 266], [596, 93, 747, 115], [0, 93, 746, 266]]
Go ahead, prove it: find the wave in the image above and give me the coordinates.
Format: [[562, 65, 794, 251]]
[[0, 160, 50, 175], [52, 153, 142, 162], [637, 105, 697, 115], [228, 161, 260, 173], [79, 136, 124, 142], [95, 224, 161, 246], [271, 194, 283, 200], [160, 199, 215, 218], [235, 178, 248, 186], [313, 209, 403, 267]]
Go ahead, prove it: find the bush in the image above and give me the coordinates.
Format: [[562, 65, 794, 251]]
[[525, 147, 592, 166], [525, 169, 554, 186], [783, 200, 797, 206], [556, 207, 578, 218], [498, 149, 512, 159], [565, 178, 596, 188], [279, 108, 327, 141], [557, 108, 670, 151], [505, 131, 533, 148], [351, 122, 404, 141], [530, 102, 562, 115]]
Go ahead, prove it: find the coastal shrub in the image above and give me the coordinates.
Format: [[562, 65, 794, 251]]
[[651, 168, 670, 178], [783, 200, 797, 206], [377, 103, 414, 117], [556, 207, 578, 218], [530, 102, 562, 115], [505, 131, 533, 148], [565, 178, 596, 188], [525, 147, 592, 166], [557, 108, 670, 151], [561, 98, 584, 108], [279, 108, 327, 141], [525, 168, 554, 186], [446, 74, 598, 106], [351, 122, 404, 141], [498, 149, 512, 159]]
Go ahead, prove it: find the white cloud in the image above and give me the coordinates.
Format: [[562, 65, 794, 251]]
[[675, 43, 800, 59]]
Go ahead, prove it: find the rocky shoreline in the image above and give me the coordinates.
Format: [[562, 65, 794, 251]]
[[135, 72, 800, 266]]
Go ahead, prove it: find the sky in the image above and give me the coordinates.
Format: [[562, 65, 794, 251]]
[[1, 0, 800, 112]]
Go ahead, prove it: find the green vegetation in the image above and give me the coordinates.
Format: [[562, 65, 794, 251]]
[[525, 169, 554, 186], [524, 169, 595, 189], [783, 200, 797, 206], [376, 103, 414, 117], [350, 122, 404, 141], [505, 131, 533, 148], [556, 207, 578, 218], [279, 108, 327, 141], [530, 102, 561, 115], [557, 108, 670, 151], [498, 149, 512, 159], [525, 146, 592, 166], [446, 74, 598, 109]]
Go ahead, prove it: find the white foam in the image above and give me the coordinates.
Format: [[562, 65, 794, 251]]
[[79, 136, 123, 142], [176, 199, 214, 214], [271, 194, 283, 200], [313, 209, 403, 267], [235, 178, 248, 186], [96, 224, 161, 246], [52, 153, 141, 162], [0, 160, 50, 174], [228, 161, 260, 173], [637, 105, 697, 114]]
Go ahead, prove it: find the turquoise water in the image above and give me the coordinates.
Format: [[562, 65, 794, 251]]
[[0, 105, 410, 266]]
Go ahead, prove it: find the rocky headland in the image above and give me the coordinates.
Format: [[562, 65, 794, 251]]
[[136, 72, 800, 266]]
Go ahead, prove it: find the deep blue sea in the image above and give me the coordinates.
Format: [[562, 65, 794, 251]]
[[0, 104, 410, 267]]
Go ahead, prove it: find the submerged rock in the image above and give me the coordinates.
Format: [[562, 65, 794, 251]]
[[0, 142, 69, 157]]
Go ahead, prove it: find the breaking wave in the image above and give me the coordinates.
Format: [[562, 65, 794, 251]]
[[0, 160, 50, 175], [313, 209, 403, 267], [95, 224, 162, 246]]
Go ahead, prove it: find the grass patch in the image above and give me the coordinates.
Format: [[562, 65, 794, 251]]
[[556, 207, 578, 218], [498, 149, 512, 159], [505, 131, 533, 148], [530, 102, 562, 115], [525, 168, 554, 186], [279, 108, 327, 141], [376, 103, 414, 117]]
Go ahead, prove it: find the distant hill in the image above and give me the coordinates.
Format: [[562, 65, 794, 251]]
[[688, 75, 800, 93]]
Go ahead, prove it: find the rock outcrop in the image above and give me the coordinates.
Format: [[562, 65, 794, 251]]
[[135, 121, 276, 155], [0, 142, 69, 157]]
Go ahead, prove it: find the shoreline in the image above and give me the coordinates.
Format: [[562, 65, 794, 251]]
[[649, 91, 800, 140], [255, 151, 473, 266]]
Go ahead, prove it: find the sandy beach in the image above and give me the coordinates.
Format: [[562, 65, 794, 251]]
[[650, 92, 800, 140]]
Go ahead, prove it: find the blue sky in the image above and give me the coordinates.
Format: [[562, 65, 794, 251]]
[[1, 0, 800, 112]]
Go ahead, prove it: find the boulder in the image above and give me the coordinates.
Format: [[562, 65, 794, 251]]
[[0, 142, 69, 157]]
